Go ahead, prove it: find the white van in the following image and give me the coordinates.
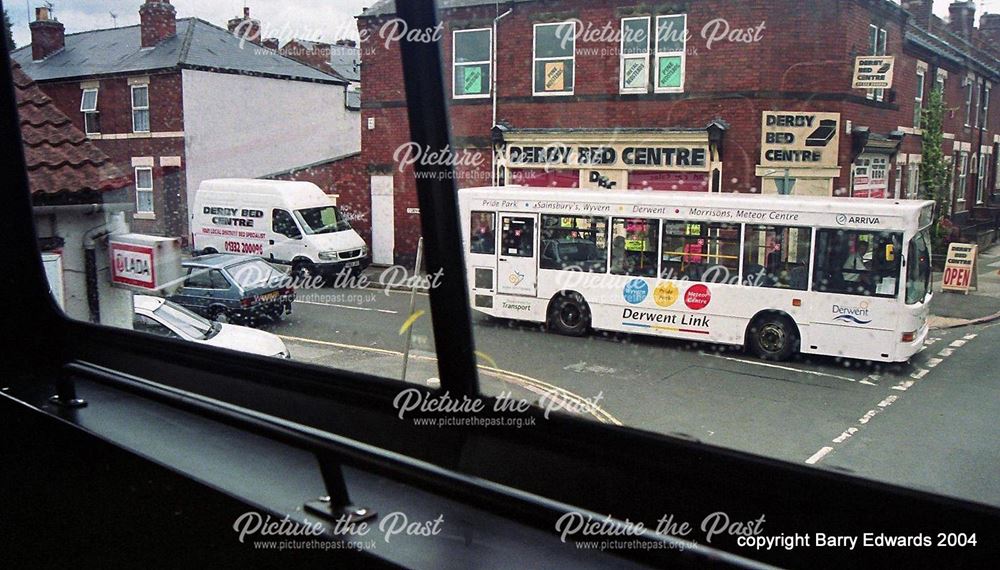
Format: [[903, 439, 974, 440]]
[[191, 179, 368, 277]]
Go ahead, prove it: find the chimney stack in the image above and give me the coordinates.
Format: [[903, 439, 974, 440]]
[[980, 13, 1000, 56], [228, 6, 262, 45], [262, 38, 280, 50], [901, 0, 934, 30], [139, 0, 177, 48], [949, 1, 976, 39], [29, 7, 65, 61]]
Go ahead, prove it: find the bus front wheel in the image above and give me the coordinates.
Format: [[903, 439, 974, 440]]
[[747, 314, 799, 361], [547, 293, 591, 337]]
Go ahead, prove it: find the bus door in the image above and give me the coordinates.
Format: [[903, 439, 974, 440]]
[[497, 214, 538, 296]]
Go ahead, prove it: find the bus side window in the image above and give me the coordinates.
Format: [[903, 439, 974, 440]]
[[611, 218, 658, 277], [470, 211, 496, 254], [812, 229, 902, 297], [743, 225, 811, 290], [501, 216, 534, 257]]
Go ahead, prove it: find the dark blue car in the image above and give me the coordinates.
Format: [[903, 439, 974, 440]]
[[169, 254, 295, 325]]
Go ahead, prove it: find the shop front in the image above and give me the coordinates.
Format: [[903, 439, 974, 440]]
[[494, 129, 722, 192], [849, 130, 903, 198]]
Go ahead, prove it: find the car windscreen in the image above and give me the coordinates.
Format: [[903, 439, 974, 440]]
[[227, 260, 289, 289], [294, 205, 352, 234], [153, 301, 215, 340]]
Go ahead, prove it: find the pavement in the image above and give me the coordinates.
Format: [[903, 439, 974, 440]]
[[928, 241, 1000, 329]]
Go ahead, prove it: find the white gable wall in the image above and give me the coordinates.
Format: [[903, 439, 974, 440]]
[[181, 69, 359, 210]]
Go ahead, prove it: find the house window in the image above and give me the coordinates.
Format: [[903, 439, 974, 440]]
[[533, 22, 575, 96], [80, 88, 100, 135], [907, 162, 920, 199], [935, 74, 945, 94], [976, 153, 988, 204], [914, 70, 924, 129], [867, 24, 887, 101], [655, 14, 686, 92], [620, 17, 650, 93], [453, 28, 491, 98], [131, 85, 150, 133], [135, 167, 154, 214], [982, 85, 991, 129], [956, 151, 968, 209], [965, 80, 974, 127]]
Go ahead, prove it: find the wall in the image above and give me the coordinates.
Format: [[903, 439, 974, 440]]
[[181, 69, 360, 224], [34, 209, 134, 329]]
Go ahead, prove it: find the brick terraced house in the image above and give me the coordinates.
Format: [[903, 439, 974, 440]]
[[352, 0, 1000, 265], [13, 1, 360, 242]]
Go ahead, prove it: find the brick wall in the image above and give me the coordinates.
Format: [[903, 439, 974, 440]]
[[37, 71, 188, 238]]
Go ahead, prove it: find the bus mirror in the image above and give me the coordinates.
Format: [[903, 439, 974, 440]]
[[885, 244, 895, 262]]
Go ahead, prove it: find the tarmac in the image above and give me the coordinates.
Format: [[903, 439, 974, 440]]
[[359, 240, 1000, 331]]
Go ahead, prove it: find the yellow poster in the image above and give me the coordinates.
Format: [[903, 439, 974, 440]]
[[544, 61, 565, 91]]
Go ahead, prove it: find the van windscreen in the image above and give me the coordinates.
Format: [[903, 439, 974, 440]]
[[294, 206, 352, 234]]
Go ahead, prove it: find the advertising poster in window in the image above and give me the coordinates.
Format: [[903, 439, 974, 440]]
[[851, 155, 888, 198], [658, 56, 682, 89], [544, 61, 565, 91], [623, 59, 647, 90]]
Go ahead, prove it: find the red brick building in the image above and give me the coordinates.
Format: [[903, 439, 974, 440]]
[[14, 1, 359, 243], [355, 0, 1000, 265]]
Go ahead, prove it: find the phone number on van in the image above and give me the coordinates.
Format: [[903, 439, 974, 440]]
[[225, 241, 264, 255]]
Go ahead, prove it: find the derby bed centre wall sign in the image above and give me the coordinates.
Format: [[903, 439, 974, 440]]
[[756, 111, 842, 197], [498, 132, 716, 192]]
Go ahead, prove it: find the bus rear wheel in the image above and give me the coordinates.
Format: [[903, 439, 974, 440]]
[[748, 314, 798, 361], [547, 293, 590, 337]]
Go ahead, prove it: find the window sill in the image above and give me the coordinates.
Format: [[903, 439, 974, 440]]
[[134, 213, 156, 220]]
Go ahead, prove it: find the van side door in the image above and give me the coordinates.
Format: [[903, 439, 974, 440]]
[[269, 209, 302, 264]]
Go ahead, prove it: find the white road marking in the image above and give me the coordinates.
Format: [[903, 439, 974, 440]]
[[700, 353, 865, 384], [926, 357, 943, 368], [949, 339, 967, 348], [937, 347, 954, 357], [833, 427, 858, 443], [892, 380, 915, 391], [294, 300, 398, 314], [910, 368, 929, 380], [963, 333, 978, 340], [806, 446, 834, 465]]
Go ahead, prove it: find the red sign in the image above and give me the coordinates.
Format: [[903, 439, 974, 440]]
[[684, 284, 711, 310], [943, 267, 972, 289], [110, 242, 156, 289]]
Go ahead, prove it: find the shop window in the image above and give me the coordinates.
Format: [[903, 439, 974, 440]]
[[620, 17, 650, 93], [80, 88, 100, 135], [540, 215, 608, 272], [135, 167, 153, 214], [500, 216, 534, 257], [655, 15, 686, 92], [131, 84, 150, 133], [453, 28, 491, 98], [660, 220, 739, 282], [628, 171, 709, 192], [470, 211, 496, 254], [812, 229, 902, 298], [742, 226, 811, 290], [533, 22, 575, 96], [610, 218, 658, 277], [509, 168, 579, 188]]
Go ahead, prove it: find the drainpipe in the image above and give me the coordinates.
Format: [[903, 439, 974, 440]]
[[491, 5, 513, 185], [82, 212, 127, 324]]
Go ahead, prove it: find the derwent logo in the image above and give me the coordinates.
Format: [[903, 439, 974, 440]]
[[832, 303, 872, 325]]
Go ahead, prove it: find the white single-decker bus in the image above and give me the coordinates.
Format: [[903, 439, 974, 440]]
[[460, 187, 934, 363]]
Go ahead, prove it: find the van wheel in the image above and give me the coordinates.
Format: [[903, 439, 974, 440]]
[[293, 260, 318, 281], [748, 314, 798, 361], [547, 293, 590, 337]]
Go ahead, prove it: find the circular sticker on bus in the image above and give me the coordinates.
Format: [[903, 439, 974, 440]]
[[684, 284, 711, 310], [653, 282, 679, 308], [623, 279, 649, 305]]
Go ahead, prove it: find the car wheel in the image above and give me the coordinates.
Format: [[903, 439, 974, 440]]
[[748, 314, 798, 361], [209, 306, 229, 324], [547, 292, 590, 337]]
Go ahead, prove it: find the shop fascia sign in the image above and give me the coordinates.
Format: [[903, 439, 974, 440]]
[[760, 111, 841, 168], [501, 141, 711, 172]]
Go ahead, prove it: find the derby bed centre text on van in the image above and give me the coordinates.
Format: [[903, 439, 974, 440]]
[[192, 179, 369, 278]]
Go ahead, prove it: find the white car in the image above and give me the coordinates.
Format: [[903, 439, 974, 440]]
[[133, 295, 290, 358]]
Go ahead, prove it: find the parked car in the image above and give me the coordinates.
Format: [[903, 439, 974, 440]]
[[133, 295, 290, 358], [168, 253, 295, 325]]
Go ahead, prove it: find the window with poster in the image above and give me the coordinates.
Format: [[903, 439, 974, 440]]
[[852, 154, 888, 198]]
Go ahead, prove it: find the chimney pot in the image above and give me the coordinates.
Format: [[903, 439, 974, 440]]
[[901, 0, 934, 30]]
